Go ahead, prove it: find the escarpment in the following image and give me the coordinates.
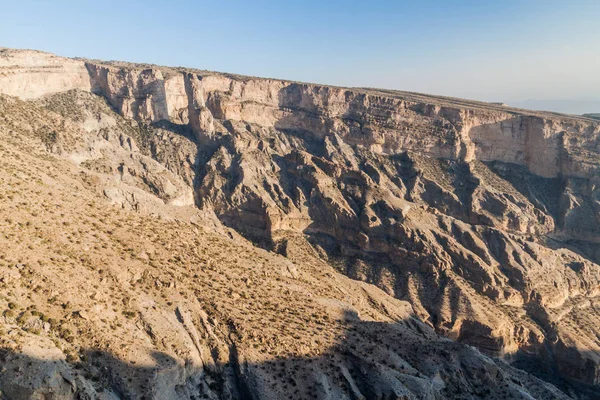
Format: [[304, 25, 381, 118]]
[[2, 48, 600, 398], [82, 58, 600, 181], [3, 48, 599, 179]]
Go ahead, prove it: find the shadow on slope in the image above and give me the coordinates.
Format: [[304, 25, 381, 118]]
[[0, 310, 584, 400]]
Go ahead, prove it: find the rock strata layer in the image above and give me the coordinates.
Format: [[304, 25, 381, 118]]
[[1, 48, 600, 398]]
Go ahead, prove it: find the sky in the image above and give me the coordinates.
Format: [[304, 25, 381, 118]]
[[1, 0, 599, 114]]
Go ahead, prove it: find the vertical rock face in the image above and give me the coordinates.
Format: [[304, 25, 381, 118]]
[[0, 49, 91, 98], [80, 61, 600, 180], [2, 48, 599, 179], [2, 48, 600, 397]]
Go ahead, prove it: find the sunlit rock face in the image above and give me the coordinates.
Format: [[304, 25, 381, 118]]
[[0, 49, 91, 98], [2, 48, 600, 398]]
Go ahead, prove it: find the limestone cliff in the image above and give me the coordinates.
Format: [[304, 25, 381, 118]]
[[0, 48, 90, 98], [83, 58, 600, 180], [2, 48, 600, 398], [2, 48, 599, 179]]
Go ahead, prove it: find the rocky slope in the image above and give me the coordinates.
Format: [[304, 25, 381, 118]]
[[1, 48, 600, 398]]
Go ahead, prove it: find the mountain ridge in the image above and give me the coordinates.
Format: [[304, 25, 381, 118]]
[[2, 47, 597, 121], [1, 47, 600, 398]]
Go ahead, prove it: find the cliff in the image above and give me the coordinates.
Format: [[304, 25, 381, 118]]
[[2, 48, 599, 179], [2, 47, 600, 398]]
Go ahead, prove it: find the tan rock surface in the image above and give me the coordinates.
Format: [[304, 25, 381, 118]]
[[1, 48, 600, 398]]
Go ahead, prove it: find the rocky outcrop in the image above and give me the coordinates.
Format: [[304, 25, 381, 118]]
[[191, 118, 600, 391], [2, 48, 600, 397], [0, 48, 90, 99], [2, 48, 599, 180], [0, 103, 572, 399], [81, 61, 600, 180]]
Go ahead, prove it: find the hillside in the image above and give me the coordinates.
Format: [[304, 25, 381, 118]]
[[1, 48, 600, 399]]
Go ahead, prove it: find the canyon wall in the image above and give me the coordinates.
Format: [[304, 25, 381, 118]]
[[2, 48, 599, 179], [0, 48, 91, 98], [3, 48, 600, 395], [84, 60, 600, 179]]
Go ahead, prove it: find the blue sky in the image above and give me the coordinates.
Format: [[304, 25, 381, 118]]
[[1, 0, 599, 113]]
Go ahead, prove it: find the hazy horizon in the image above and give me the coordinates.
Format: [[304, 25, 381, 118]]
[[2, 0, 599, 114]]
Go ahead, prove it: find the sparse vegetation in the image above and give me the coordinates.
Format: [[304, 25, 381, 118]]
[[0, 49, 598, 399]]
